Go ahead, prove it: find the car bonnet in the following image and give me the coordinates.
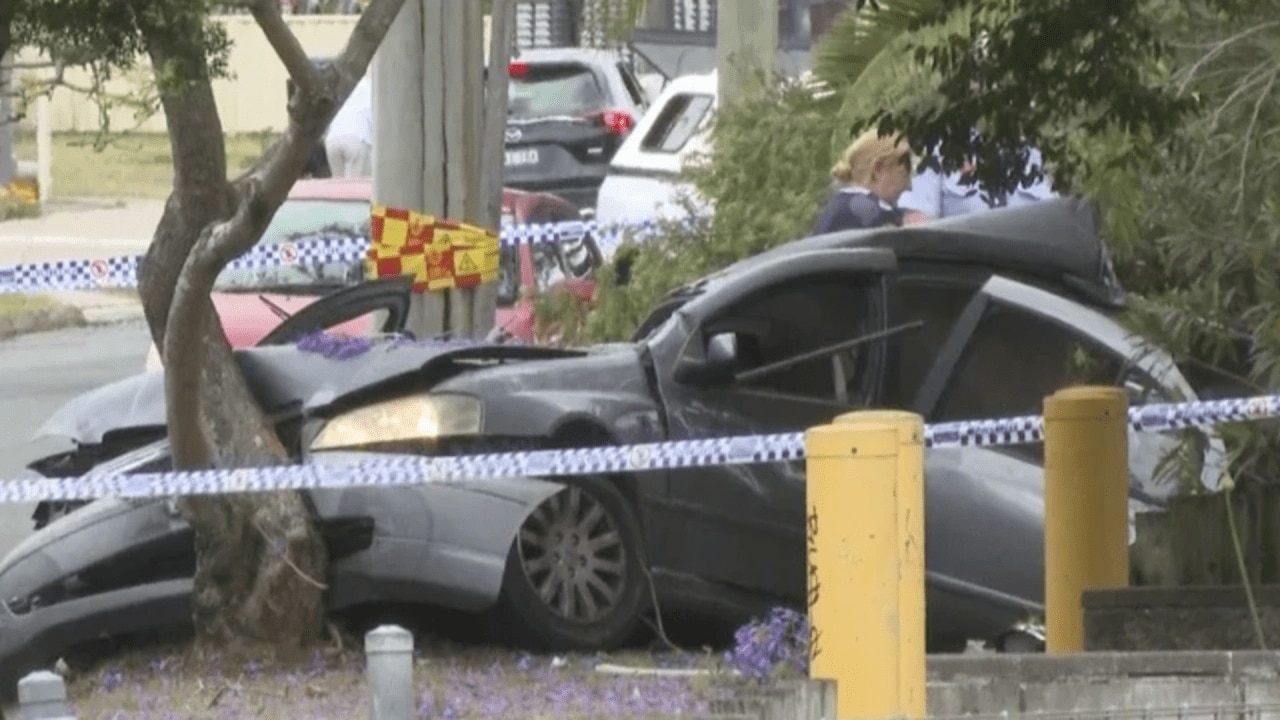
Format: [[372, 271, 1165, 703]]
[[35, 339, 586, 445]]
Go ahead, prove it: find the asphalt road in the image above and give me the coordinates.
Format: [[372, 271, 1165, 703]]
[[0, 321, 149, 558]]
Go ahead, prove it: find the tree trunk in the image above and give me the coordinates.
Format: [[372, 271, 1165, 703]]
[[133, 0, 411, 647], [137, 27, 326, 648]]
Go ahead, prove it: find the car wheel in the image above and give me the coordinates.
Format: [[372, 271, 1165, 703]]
[[493, 476, 648, 652]]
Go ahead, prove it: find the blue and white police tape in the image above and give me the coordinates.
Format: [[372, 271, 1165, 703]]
[[0, 215, 675, 295], [1, 393, 1277, 505]]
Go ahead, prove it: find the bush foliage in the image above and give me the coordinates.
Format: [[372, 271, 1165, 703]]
[[565, 77, 842, 344]]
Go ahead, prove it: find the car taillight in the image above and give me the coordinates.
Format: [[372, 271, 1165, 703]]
[[508, 60, 529, 78], [599, 109, 633, 136]]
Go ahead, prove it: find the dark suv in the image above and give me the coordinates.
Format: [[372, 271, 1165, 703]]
[[292, 49, 650, 205], [502, 47, 650, 212]]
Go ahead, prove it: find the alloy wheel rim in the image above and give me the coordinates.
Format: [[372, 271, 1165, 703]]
[[516, 486, 626, 624]]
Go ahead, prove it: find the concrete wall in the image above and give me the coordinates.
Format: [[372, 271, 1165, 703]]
[[927, 651, 1280, 718], [13, 15, 494, 135]]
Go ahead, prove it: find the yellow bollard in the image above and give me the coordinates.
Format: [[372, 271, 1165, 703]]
[[1042, 385, 1130, 654], [805, 410, 926, 720]]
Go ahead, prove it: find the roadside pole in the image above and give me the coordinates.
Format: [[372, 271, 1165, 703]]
[[371, 0, 433, 335], [1042, 386, 1130, 653], [376, 0, 512, 340], [805, 409, 927, 719], [716, 0, 779, 106], [0, 53, 14, 187]]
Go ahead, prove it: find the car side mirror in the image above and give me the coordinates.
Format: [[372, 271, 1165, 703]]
[[674, 331, 739, 386]]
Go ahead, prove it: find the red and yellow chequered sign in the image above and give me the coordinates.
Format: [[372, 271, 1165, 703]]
[[366, 205, 501, 293]]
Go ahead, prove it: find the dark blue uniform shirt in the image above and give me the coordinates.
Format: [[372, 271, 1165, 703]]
[[812, 187, 903, 235]]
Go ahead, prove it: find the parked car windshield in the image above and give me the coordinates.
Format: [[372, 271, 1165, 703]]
[[509, 63, 607, 120], [213, 199, 370, 294]]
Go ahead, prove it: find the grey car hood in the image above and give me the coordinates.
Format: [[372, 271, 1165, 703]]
[[37, 339, 588, 445]]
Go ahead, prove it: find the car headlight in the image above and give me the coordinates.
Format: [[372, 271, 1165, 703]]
[[310, 394, 482, 451]]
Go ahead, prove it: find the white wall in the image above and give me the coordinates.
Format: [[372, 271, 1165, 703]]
[[13, 14, 494, 135]]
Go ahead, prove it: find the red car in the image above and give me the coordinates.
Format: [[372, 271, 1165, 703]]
[[145, 177, 600, 370]]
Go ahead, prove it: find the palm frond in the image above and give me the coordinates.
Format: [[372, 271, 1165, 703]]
[[812, 0, 947, 89], [827, 4, 973, 150]]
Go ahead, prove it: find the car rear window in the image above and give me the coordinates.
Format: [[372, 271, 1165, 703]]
[[509, 63, 608, 120], [640, 93, 713, 153], [214, 199, 370, 293]]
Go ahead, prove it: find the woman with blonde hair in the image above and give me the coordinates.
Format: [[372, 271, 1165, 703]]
[[811, 128, 916, 234]]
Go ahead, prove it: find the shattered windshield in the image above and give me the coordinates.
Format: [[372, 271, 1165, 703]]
[[213, 199, 370, 294]]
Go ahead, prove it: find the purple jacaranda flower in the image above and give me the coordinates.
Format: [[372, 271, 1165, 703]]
[[100, 666, 124, 692], [295, 330, 375, 359], [724, 606, 810, 681], [514, 652, 533, 671]]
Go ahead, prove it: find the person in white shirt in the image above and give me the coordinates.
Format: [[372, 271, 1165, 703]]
[[899, 143, 1057, 225], [325, 74, 373, 177]]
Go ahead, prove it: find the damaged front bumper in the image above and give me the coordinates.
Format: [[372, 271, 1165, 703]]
[[0, 579, 192, 700]]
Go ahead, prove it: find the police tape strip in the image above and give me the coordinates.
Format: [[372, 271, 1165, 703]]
[[1, 393, 1276, 505], [0, 216, 672, 294]]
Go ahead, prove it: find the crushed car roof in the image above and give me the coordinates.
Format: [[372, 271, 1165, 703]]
[[708, 196, 1123, 308]]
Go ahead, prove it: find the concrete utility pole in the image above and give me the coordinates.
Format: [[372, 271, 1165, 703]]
[[0, 53, 16, 186], [371, 0, 514, 340], [716, 0, 779, 107]]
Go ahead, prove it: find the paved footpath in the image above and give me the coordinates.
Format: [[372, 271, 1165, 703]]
[[0, 197, 162, 322]]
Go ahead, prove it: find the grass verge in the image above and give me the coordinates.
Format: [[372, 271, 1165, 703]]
[[0, 294, 86, 341], [12, 131, 274, 201]]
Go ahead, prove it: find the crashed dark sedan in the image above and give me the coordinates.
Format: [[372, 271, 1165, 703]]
[[0, 198, 1228, 691]]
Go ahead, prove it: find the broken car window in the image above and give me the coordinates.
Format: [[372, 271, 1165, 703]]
[[930, 301, 1204, 493], [886, 278, 979, 408], [705, 274, 883, 404], [933, 301, 1124, 424]]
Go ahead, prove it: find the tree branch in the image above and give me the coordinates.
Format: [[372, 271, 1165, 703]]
[[248, 0, 408, 218], [170, 0, 407, 304], [250, 0, 322, 97], [331, 0, 410, 96], [163, 180, 269, 469]]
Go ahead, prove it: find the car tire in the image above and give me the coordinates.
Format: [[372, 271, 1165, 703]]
[[492, 475, 648, 652]]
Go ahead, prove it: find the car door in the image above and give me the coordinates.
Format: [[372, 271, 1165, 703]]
[[649, 248, 903, 601], [898, 275, 1219, 640], [256, 274, 415, 346], [913, 274, 1215, 493]]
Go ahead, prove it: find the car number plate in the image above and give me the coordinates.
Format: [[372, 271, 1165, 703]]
[[505, 149, 540, 167]]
